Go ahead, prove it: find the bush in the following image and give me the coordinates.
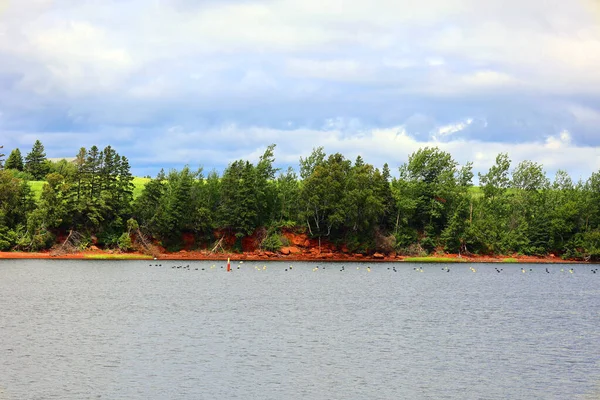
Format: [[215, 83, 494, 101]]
[[261, 232, 283, 252], [397, 243, 427, 257], [117, 232, 133, 251], [7, 169, 35, 181], [563, 230, 600, 261], [394, 227, 418, 249], [0, 228, 18, 251], [420, 236, 436, 254], [375, 230, 396, 253]]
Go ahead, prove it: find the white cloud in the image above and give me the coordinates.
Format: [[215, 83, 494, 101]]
[[568, 104, 600, 126], [285, 59, 367, 81], [2, 0, 598, 98], [432, 118, 473, 140], [113, 122, 600, 181], [1, 0, 600, 178], [545, 130, 572, 150]]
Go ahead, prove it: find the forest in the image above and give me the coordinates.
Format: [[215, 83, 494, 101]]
[[1, 141, 599, 260]]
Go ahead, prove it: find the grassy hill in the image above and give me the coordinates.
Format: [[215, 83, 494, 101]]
[[28, 177, 151, 201]]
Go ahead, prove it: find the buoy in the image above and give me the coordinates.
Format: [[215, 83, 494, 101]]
[[227, 258, 231, 272]]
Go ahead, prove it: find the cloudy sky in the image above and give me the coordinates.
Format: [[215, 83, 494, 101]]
[[1, 0, 599, 180]]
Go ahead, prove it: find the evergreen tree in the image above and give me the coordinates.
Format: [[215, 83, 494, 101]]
[[375, 163, 396, 230], [202, 169, 221, 220], [24, 140, 49, 180], [0, 145, 4, 169], [159, 167, 196, 240], [5, 148, 24, 171], [254, 144, 279, 226], [275, 167, 300, 223], [0, 170, 35, 249], [342, 160, 384, 234], [218, 160, 258, 237], [134, 169, 166, 235]]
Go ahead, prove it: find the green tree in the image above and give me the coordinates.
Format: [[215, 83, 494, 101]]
[[440, 162, 474, 254], [133, 169, 166, 236], [299, 146, 326, 180], [254, 144, 279, 226], [479, 153, 511, 200], [5, 148, 24, 171], [396, 147, 460, 238], [24, 140, 49, 180], [300, 153, 351, 244], [0, 170, 35, 249], [468, 153, 513, 254], [275, 167, 300, 223], [199, 169, 221, 225], [375, 163, 397, 230], [509, 160, 550, 254], [218, 160, 258, 237], [342, 157, 384, 234]]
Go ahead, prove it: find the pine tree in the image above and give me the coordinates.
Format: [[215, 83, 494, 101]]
[[134, 169, 166, 234], [0, 145, 4, 169], [5, 148, 24, 171], [116, 155, 134, 216], [25, 140, 49, 180], [219, 160, 258, 237]]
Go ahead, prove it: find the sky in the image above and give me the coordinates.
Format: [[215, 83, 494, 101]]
[[1, 0, 599, 181]]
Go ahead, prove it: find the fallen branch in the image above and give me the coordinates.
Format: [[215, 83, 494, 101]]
[[211, 237, 225, 253], [51, 230, 84, 256]]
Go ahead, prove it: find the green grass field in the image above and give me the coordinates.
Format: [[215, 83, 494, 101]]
[[402, 256, 467, 263], [467, 186, 483, 199], [27, 181, 46, 201], [132, 177, 150, 199], [28, 177, 150, 201]]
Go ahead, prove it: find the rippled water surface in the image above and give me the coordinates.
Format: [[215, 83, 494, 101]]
[[1, 260, 600, 399]]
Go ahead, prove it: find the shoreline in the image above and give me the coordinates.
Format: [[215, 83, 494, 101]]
[[0, 250, 590, 264]]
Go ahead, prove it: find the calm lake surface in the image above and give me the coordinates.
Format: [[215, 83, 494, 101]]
[[1, 260, 599, 400]]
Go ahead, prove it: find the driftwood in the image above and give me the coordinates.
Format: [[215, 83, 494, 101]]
[[133, 228, 160, 257], [51, 230, 84, 256], [211, 237, 225, 253]]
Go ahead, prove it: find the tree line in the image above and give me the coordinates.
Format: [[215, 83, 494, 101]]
[[1, 141, 599, 260]]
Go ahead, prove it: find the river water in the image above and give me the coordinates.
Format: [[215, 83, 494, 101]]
[[1, 260, 599, 399]]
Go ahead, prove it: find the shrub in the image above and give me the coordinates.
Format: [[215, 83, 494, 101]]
[[117, 232, 133, 251], [261, 232, 283, 252]]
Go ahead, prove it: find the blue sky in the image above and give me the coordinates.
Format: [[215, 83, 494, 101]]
[[1, 0, 599, 180]]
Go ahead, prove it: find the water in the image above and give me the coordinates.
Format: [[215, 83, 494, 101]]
[[1, 260, 599, 400]]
